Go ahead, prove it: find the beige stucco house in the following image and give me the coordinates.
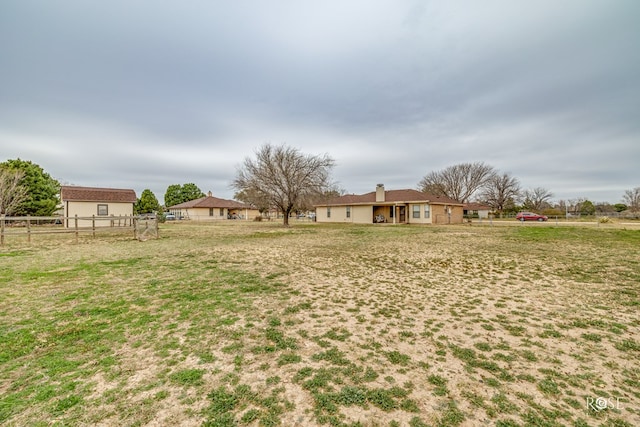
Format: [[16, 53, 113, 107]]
[[315, 184, 464, 225], [167, 192, 259, 221], [463, 202, 492, 219], [61, 186, 137, 228]]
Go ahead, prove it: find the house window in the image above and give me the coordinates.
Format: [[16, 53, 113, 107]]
[[424, 205, 430, 219], [209, 208, 214, 216], [327, 207, 331, 218], [97, 204, 108, 216], [346, 206, 351, 218], [413, 205, 421, 219], [219, 208, 224, 216]]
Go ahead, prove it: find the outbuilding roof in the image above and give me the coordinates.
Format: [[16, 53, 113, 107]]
[[463, 202, 492, 211], [316, 189, 461, 206], [61, 186, 137, 203], [168, 195, 252, 210]]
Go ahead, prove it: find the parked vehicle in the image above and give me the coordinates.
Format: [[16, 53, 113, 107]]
[[165, 213, 176, 221], [516, 212, 548, 222]]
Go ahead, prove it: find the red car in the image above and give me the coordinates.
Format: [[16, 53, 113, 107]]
[[516, 212, 548, 222]]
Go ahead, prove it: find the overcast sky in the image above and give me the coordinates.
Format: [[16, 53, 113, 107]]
[[1, 1, 639, 205]]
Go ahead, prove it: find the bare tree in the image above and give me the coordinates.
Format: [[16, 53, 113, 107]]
[[418, 162, 495, 203], [521, 187, 553, 212], [233, 144, 335, 226], [623, 187, 640, 212], [595, 202, 615, 215], [0, 168, 28, 215], [567, 198, 587, 216], [480, 172, 520, 217], [234, 188, 271, 214]]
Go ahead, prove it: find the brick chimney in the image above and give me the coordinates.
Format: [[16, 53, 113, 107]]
[[376, 184, 385, 202]]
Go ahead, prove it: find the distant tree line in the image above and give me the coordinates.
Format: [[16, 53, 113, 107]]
[[1, 155, 639, 222], [0, 158, 213, 217], [135, 183, 207, 214], [417, 161, 640, 218]]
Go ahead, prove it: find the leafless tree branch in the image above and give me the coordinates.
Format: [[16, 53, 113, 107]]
[[623, 187, 640, 212], [0, 168, 28, 215], [521, 187, 553, 212], [480, 172, 521, 216], [418, 162, 495, 203], [233, 144, 335, 226]]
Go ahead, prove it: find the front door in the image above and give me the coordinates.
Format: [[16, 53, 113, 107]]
[[399, 206, 406, 223]]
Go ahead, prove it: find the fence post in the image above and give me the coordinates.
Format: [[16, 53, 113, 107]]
[[75, 215, 79, 243], [133, 216, 137, 239], [92, 215, 96, 238], [1, 215, 4, 246], [27, 214, 31, 243]]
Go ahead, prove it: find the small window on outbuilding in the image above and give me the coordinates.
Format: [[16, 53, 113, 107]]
[[424, 205, 430, 219], [327, 207, 331, 218], [346, 206, 351, 218], [219, 208, 224, 216], [97, 204, 108, 216]]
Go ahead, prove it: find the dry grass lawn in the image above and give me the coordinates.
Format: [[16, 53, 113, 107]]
[[1, 220, 639, 426]]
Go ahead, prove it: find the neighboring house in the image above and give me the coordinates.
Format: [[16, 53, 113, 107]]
[[167, 192, 259, 221], [61, 186, 137, 228], [463, 202, 492, 219], [315, 184, 464, 225]]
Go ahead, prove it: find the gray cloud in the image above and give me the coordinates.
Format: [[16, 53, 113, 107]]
[[1, 0, 639, 204]]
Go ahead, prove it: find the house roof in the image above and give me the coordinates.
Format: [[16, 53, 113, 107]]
[[463, 202, 492, 210], [168, 195, 253, 210], [61, 186, 137, 203], [316, 189, 462, 207]]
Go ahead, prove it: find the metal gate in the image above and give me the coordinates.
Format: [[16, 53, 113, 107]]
[[135, 216, 159, 241]]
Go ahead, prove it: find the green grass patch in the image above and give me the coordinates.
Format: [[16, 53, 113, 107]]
[[1, 222, 639, 426], [170, 369, 205, 386]]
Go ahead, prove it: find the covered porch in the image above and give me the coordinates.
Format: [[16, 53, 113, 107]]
[[372, 204, 408, 224]]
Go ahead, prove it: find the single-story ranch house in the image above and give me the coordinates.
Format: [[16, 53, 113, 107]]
[[315, 184, 464, 224], [463, 202, 492, 219], [167, 192, 259, 221], [61, 186, 137, 228]]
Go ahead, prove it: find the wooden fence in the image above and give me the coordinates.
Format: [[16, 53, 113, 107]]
[[0, 215, 157, 245]]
